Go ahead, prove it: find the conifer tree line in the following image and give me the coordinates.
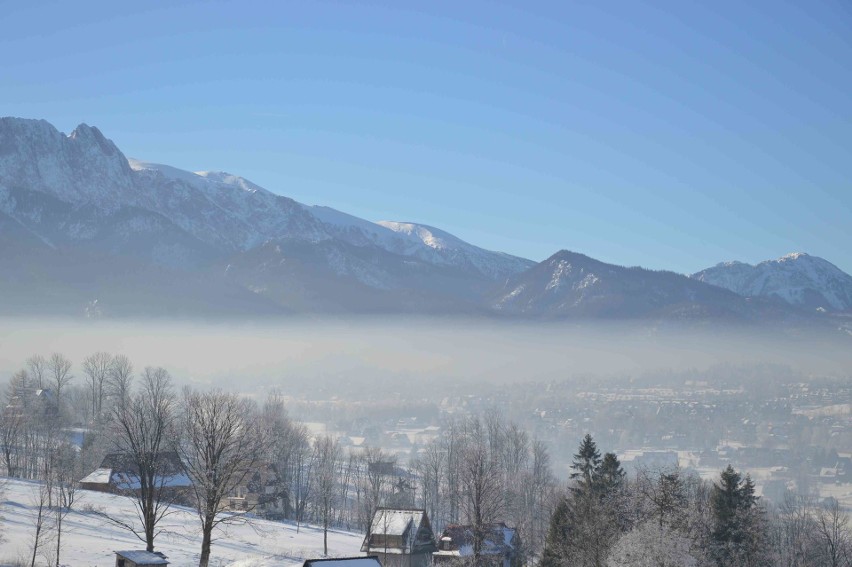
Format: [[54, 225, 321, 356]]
[[1, 352, 851, 566], [542, 434, 852, 567]]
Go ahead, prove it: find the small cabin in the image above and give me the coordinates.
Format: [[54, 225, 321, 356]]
[[303, 557, 383, 567], [361, 508, 436, 567], [114, 550, 169, 567]]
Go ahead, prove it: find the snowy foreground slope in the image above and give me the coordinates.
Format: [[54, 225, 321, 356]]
[[0, 479, 363, 567]]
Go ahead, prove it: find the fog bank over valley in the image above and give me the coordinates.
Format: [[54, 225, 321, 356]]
[[2, 318, 849, 396]]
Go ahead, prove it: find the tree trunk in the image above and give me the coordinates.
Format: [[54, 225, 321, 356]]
[[323, 514, 329, 556], [199, 519, 213, 567], [146, 507, 156, 552], [55, 514, 62, 567]]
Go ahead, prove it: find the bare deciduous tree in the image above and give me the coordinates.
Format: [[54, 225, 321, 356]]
[[312, 434, 341, 556], [261, 391, 310, 521], [82, 352, 112, 422], [29, 475, 53, 567], [47, 353, 73, 405], [180, 389, 267, 567], [52, 442, 79, 567], [108, 366, 177, 552], [813, 499, 852, 567], [459, 417, 504, 560], [26, 355, 47, 390], [108, 355, 134, 409]]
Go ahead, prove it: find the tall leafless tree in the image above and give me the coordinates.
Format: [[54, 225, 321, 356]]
[[813, 499, 852, 567], [413, 440, 446, 533], [107, 354, 134, 410], [108, 366, 177, 552], [179, 389, 268, 567], [459, 417, 504, 561], [26, 355, 47, 389], [261, 391, 310, 520], [52, 442, 79, 567], [82, 352, 112, 422], [312, 434, 341, 556], [47, 353, 73, 406]]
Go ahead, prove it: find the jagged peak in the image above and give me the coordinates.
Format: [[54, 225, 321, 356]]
[[778, 252, 809, 261], [69, 122, 123, 157]]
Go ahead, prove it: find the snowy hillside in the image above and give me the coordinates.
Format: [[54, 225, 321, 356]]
[[691, 253, 852, 312], [0, 478, 364, 566]]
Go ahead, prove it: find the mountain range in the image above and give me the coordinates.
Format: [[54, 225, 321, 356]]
[[1, 117, 850, 323]]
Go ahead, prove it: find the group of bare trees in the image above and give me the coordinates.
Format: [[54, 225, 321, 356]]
[[1, 353, 559, 565], [0, 353, 270, 567], [410, 414, 558, 562]]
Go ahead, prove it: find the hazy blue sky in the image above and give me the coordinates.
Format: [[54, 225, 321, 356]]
[[2, 0, 850, 273]]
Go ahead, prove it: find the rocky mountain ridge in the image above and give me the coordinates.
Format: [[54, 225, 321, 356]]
[[1, 117, 848, 323]]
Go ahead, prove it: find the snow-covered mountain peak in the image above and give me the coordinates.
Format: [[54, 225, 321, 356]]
[[376, 221, 464, 251], [778, 252, 809, 262], [693, 253, 852, 312], [0, 117, 136, 209]]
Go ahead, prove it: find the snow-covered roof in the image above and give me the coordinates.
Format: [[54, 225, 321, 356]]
[[115, 550, 169, 565], [112, 472, 192, 490], [80, 468, 112, 484], [362, 508, 436, 555], [436, 523, 518, 556], [302, 557, 382, 567], [369, 508, 420, 536]]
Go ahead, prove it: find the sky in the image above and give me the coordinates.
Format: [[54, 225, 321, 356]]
[[1, 0, 850, 274]]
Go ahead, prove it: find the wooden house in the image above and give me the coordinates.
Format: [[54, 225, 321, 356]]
[[114, 550, 169, 567], [360, 508, 436, 567], [79, 452, 191, 503], [432, 523, 521, 567], [302, 557, 383, 567]]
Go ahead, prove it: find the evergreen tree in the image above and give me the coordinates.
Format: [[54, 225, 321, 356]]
[[571, 434, 601, 490], [596, 452, 626, 498], [710, 465, 766, 566], [541, 496, 571, 567], [543, 436, 624, 567]]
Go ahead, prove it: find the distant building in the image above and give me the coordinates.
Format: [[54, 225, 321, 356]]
[[227, 464, 285, 517], [114, 550, 169, 567], [302, 557, 383, 567], [79, 452, 191, 502], [432, 523, 521, 567], [360, 508, 437, 567]]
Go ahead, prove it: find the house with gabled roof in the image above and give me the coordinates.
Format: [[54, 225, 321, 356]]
[[79, 451, 191, 503], [360, 508, 436, 567], [432, 523, 521, 567], [302, 557, 382, 567], [114, 550, 169, 566]]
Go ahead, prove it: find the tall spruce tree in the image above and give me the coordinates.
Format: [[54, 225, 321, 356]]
[[571, 433, 601, 490], [596, 452, 626, 498], [541, 496, 572, 567], [711, 465, 766, 566], [543, 435, 625, 567]]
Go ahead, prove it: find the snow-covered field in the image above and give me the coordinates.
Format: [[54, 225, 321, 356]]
[[0, 478, 364, 566]]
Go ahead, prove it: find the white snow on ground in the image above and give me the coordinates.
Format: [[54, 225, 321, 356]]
[[0, 478, 364, 567]]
